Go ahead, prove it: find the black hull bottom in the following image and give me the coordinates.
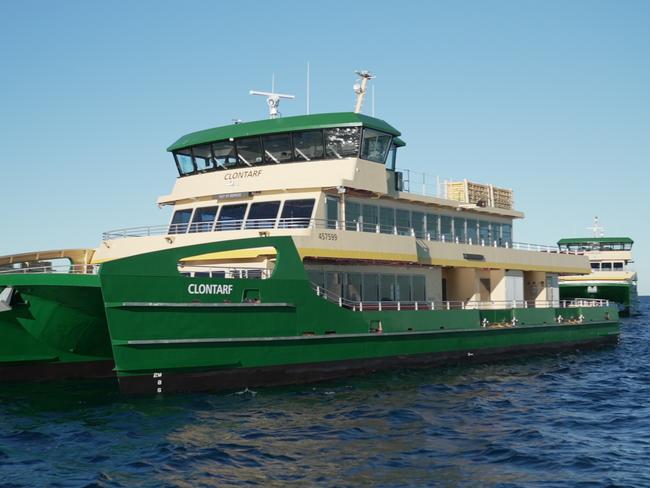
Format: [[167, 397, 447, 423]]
[[0, 359, 115, 382], [118, 335, 619, 395]]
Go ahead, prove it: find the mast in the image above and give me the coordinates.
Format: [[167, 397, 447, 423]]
[[353, 70, 375, 114]]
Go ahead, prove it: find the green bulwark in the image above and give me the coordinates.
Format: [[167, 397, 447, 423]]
[[0, 275, 114, 381], [97, 237, 619, 394]]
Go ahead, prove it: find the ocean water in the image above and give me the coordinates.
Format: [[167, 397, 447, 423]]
[[1, 299, 649, 488]]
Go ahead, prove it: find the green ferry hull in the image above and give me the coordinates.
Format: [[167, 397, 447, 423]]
[[560, 282, 638, 316], [0, 276, 114, 381], [99, 237, 620, 395]]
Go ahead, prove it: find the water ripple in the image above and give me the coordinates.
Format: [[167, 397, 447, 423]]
[[0, 298, 649, 487]]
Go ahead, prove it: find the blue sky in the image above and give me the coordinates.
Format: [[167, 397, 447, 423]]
[[1, 1, 648, 293]]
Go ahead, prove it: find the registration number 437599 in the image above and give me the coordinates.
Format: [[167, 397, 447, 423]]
[[318, 232, 338, 241]]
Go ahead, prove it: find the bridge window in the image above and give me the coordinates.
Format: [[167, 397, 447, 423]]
[[189, 206, 218, 233], [279, 199, 315, 228], [175, 151, 195, 175], [193, 144, 215, 172], [502, 223, 512, 246], [601, 262, 612, 271], [213, 141, 237, 168], [169, 209, 193, 234], [591, 262, 600, 270], [361, 128, 392, 163], [325, 127, 360, 159], [246, 201, 280, 229], [216, 203, 247, 231], [293, 130, 324, 161], [263, 134, 293, 164], [613, 262, 624, 270], [236, 137, 263, 166]]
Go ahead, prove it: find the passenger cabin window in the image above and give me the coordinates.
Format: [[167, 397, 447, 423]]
[[189, 206, 218, 233], [293, 130, 324, 161], [325, 127, 360, 159], [360, 128, 392, 163], [263, 134, 292, 164], [380, 207, 395, 234], [212, 141, 237, 168], [236, 137, 263, 166], [280, 199, 315, 228], [169, 209, 193, 234], [216, 203, 247, 231], [246, 201, 280, 229]]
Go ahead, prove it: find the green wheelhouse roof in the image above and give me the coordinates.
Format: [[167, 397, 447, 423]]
[[167, 112, 402, 152], [557, 237, 634, 245]]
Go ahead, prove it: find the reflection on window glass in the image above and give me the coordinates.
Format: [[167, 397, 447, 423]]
[[396, 209, 410, 235], [216, 203, 247, 231], [293, 131, 324, 160], [326, 196, 339, 229], [380, 274, 395, 301], [362, 204, 378, 232], [175, 152, 195, 175], [397, 275, 411, 301], [169, 209, 193, 234], [453, 218, 465, 242], [502, 223, 512, 246], [189, 206, 218, 233], [280, 199, 315, 228], [360, 128, 392, 163], [412, 275, 426, 301], [212, 141, 237, 168], [362, 274, 379, 301], [236, 137, 263, 165], [380, 207, 395, 234], [427, 214, 438, 239], [479, 221, 491, 243], [262, 134, 292, 164], [325, 272, 342, 296], [193, 144, 215, 172], [325, 127, 360, 159], [441, 216, 453, 241], [412, 211, 425, 238], [345, 273, 362, 301], [246, 201, 280, 229], [346, 201, 361, 231], [466, 219, 478, 244]]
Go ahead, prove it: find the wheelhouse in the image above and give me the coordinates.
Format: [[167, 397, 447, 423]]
[[167, 112, 404, 177]]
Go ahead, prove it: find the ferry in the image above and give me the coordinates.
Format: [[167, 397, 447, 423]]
[[558, 222, 638, 316], [0, 73, 619, 392]]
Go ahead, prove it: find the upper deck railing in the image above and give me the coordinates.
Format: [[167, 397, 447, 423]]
[[102, 218, 578, 255], [0, 264, 99, 275], [312, 283, 609, 313]]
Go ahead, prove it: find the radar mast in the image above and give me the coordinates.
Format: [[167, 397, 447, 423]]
[[353, 70, 375, 114]]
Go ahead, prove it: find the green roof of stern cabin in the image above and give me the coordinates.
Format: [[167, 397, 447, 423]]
[[167, 112, 403, 152]]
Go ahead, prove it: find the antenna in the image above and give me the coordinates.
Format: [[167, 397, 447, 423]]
[[372, 85, 375, 117], [306, 62, 311, 115], [587, 216, 605, 237], [353, 70, 375, 113], [250, 89, 295, 119]]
